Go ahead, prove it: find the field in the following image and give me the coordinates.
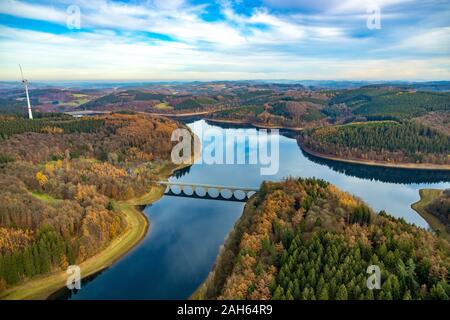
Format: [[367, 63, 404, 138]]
[[154, 102, 173, 110]]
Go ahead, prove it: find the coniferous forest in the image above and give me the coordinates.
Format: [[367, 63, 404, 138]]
[[299, 121, 450, 165], [198, 179, 450, 300]]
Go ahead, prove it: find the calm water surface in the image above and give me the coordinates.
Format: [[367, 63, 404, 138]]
[[59, 120, 450, 300]]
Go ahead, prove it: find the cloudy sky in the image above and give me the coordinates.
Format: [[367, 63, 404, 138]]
[[0, 0, 449, 81]]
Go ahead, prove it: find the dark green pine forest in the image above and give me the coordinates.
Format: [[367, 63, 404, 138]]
[[299, 121, 450, 165]]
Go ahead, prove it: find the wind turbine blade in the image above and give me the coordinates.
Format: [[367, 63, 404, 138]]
[[19, 64, 24, 81]]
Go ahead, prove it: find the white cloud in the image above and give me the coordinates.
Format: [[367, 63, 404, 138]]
[[0, 0, 66, 23], [0, 0, 448, 80], [263, 0, 414, 13], [0, 26, 448, 81], [393, 27, 450, 53], [0, 0, 350, 46]]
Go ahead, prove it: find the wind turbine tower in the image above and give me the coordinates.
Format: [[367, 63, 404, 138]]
[[19, 64, 33, 120]]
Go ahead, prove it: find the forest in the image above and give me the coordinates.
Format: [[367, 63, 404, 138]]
[[0, 113, 180, 292], [298, 121, 450, 165], [0, 116, 104, 140], [205, 86, 449, 129], [198, 178, 450, 300]]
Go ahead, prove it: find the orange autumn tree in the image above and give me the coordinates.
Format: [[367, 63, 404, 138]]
[[35, 171, 48, 189]]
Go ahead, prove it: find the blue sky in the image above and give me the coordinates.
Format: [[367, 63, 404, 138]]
[[0, 0, 449, 81]]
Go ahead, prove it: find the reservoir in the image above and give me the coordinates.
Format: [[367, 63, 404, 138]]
[[57, 119, 450, 299]]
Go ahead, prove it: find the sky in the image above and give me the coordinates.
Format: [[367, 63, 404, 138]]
[[0, 0, 449, 81]]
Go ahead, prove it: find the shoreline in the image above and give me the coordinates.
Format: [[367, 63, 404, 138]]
[[0, 198, 150, 300], [142, 110, 216, 117], [204, 117, 304, 131], [298, 143, 450, 171], [0, 162, 194, 300], [204, 117, 449, 171]]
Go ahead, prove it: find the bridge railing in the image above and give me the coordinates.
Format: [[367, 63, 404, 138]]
[[156, 181, 258, 192]]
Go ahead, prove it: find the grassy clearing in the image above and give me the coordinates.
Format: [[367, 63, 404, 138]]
[[72, 94, 87, 98], [154, 102, 173, 110], [339, 120, 399, 127], [62, 98, 91, 107], [31, 192, 61, 205], [411, 189, 450, 243]]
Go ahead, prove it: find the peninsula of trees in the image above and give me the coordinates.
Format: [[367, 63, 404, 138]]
[[196, 178, 450, 300], [426, 189, 450, 231], [412, 189, 450, 242]]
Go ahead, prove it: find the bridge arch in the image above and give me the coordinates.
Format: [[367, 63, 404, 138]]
[[169, 185, 182, 195], [207, 187, 220, 198], [233, 190, 246, 201], [220, 189, 233, 200], [194, 187, 207, 197], [181, 185, 194, 196]]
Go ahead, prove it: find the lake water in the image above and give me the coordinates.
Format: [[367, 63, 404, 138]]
[[56, 119, 450, 300]]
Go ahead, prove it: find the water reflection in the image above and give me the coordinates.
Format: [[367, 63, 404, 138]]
[[172, 165, 192, 179], [48, 269, 107, 300], [300, 149, 450, 184], [63, 197, 243, 300]]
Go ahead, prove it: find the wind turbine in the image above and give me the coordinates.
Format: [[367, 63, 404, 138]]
[[19, 64, 33, 120]]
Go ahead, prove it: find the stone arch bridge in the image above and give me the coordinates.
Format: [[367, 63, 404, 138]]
[[156, 181, 258, 202]]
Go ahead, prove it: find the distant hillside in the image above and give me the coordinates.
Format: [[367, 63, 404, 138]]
[[3, 82, 447, 129], [327, 87, 450, 119], [0, 98, 26, 116], [78, 89, 221, 112]]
